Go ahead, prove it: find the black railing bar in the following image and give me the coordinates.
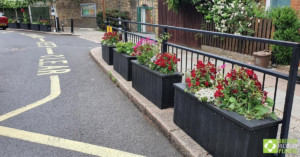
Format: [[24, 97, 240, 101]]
[[166, 42, 289, 80], [262, 74, 266, 91], [124, 31, 158, 42], [273, 77, 279, 111], [108, 17, 299, 48]]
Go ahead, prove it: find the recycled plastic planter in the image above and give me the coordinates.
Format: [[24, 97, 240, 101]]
[[113, 49, 136, 81], [31, 24, 40, 31], [40, 24, 51, 32], [253, 50, 271, 68], [173, 83, 281, 157], [9, 23, 20, 29], [20, 23, 31, 30], [131, 60, 182, 109], [101, 44, 115, 65]]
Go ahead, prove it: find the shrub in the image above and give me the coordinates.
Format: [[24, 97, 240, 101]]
[[116, 42, 135, 56], [269, 7, 300, 65], [102, 31, 120, 46], [96, 9, 131, 30]]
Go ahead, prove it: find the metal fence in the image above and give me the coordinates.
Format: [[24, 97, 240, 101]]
[[107, 17, 300, 157]]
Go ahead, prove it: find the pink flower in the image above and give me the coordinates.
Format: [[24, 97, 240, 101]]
[[220, 64, 226, 69]]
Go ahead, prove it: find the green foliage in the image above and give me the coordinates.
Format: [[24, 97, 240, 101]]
[[22, 12, 29, 24], [135, 38, 159, 66], [116, 42, 135, 56], [96, 9, 131, 30], [1, 0, 29, 9], [269, 7, 300, 65]]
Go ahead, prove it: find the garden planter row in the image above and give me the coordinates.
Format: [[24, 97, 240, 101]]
[[113, 49, 136, 81], [8, 23, 51, 32], [173, 83, 281, 157]]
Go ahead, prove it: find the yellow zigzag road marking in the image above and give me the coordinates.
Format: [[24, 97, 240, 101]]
[[0, 75, 61, 122], [0, 126, 144, 157]]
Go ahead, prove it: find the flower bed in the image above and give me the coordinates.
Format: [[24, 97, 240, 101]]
[[173, 60, 280, 156], [132, 38, 182, 109]]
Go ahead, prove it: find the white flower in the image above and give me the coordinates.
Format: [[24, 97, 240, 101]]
[[242, 7, 245, 10], [258, 19, 261, 23], [150, 56, 157, 62], [248, 23, 251, 27], [231, 3, 234, 8], [195, 88, 216, 103]]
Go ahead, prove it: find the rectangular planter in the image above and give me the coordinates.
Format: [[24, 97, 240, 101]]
[[20, 23, 31, 30], [132, 60, 182, 109], [31, 24, 40, 31], [173, 83, 281, 157], [40, 24, 51, 32], [9, 23, 20, 29], [101, 44, 115, 65], [113, 49, 136, 81]]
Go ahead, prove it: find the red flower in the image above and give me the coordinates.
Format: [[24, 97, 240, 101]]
[[216, 82, 223, 90], [196, 81, 200, 86], [226, 72, 232, 78], [191, 70, 196, 78], [186, 78, 191, 83], [21, 8, 25, 12], [168, 65, 172, 71], [214, 90, 224, 98], [232, 89, 238, 94], [210, 67, 216, 74], [188, 83, 192, 87], [210, 75, 215, 80], [205, 81, 209, 87], [246, 69, 253, 76]]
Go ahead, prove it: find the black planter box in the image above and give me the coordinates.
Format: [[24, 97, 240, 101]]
[[113, 49, 136, 81], [20, 23, 31, 30], [131, 60, 182, 109], [31, 24, 40, 31], [9, 23, 20, 29], [173, 83, 281, 157], [101, 44, 115, 65], [40, 25, 51, 32]]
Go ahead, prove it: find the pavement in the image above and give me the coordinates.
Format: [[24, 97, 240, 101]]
[[0, 30, 182, 157]]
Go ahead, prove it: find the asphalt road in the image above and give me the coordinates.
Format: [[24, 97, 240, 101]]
[[0, 30, 182, 157]]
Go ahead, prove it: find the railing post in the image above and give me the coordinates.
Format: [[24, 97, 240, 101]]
[[162, 27, 168, 53], [71, 19, 74, 33], [124, 21, 128, 42], [279, 45, 300, 157]]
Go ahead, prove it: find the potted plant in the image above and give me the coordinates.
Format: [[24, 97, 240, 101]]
[[101, 31, 120, 65], [39, 20, 51, 32], [31, 21, 40, 31], [173, 63, 280, 156], [113, 41, 137, 81], [20, 8, 31, 30], [131, 38, 182, 109]]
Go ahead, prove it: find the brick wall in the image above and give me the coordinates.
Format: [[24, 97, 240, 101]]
[[291, 0, 300, 12], [56, 0, 119, 28]]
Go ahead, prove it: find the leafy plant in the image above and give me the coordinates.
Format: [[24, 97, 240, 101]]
[[8, 18, 13, 23], [185, 60, 218, 93], [269, 7, 300, 65], [96, 9, 131, 30], [101, 31, 120, 46], [21, 8, 30, 24], [116, 42, 135, 56], [214, 66, 276, 120], [149, 53, 180, 74], [39, 20, 49, 25], [134, 38, 159, 66]]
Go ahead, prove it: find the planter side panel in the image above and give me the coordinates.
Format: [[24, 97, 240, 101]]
[[113, 50, 136, 81], [31, 24, 40, 31], [132, 62, 182, 109], [173, 85, 279, 157], [40, 25, 51, 32], [101, 45, 114, 65]]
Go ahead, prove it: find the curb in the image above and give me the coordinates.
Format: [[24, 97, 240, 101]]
[[7, 28, 77, 36], [90, 47, 211, 157]]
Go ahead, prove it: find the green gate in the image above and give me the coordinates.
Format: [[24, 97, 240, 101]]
[[31, 7, 50, 21]]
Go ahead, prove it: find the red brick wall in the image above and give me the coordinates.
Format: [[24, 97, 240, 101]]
[[291, 0, 300, 12]]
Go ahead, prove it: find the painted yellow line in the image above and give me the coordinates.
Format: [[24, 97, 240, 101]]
[[0, 75, 61, 122], [0, 126, 144, 157], [46, 48, 53, 55], [39, 38, 45, 42]]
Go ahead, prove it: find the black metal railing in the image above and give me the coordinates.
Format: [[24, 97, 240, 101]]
[[106, 17, 300, 157]]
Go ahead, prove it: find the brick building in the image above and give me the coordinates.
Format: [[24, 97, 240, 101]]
[[265, 0, 300, 12]]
